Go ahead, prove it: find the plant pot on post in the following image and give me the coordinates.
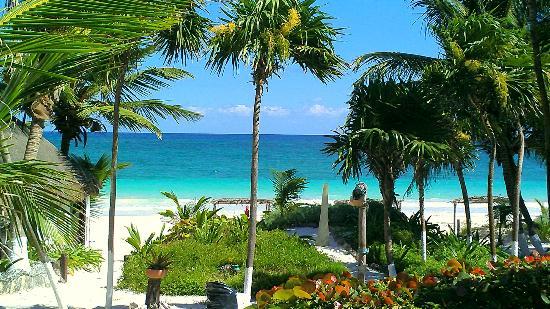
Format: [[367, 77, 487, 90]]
[[145, 252, 172, 309], [350, 183, 368, 282]]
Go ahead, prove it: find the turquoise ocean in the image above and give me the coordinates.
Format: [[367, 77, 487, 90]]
[[43, 132, 547, 203]]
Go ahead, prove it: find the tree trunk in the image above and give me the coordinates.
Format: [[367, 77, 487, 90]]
[[381, 172, 396, 276], [24, 95, 54, 161], [455, 162, 471, 243], [527, 0, 550, 222], [0, 130, 12, 163], [24, 118, 44, 160], [243, 71, 265, 298], [487, 142, 497, 261], [415, 164, 427, 262], [21, 210, 66, 309], [60, 133, 71, 156], [105, 54, 129, 309], [511, 125, 525, 256]]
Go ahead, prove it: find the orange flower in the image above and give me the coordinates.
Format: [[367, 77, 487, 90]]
[[317, 291, 326, 301], [422, 275, 437, 287], [342, 271, 352, 278], [361, 294, 372, 304], [383, 296, 395, 305], [524, 256, 535, 264], [469, 267, 486, 276], [406, 279, 418, 290], [541, 255, 550, 262], [322, 273, 338, 285], [335, 284, 350, 297]]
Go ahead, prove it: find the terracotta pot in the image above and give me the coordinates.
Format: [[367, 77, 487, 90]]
[[146, 269, 167, 279]]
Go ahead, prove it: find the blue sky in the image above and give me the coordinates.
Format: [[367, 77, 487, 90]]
[[143, 0, 441, 135]]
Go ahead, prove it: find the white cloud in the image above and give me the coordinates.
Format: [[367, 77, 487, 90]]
[[187, 106, 211, 115], [307, 104, 346, 117], [264, 106, 289, 117], [218, 104, 253, 116]]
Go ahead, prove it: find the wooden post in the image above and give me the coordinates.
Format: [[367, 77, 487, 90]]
[[59, 253, 68, 283], [453, 201, 457, 235], [85, 195, 91, 247], [457, 219, 461, 236], [357, 205, 367, 283], [145, 279, 161, 309]]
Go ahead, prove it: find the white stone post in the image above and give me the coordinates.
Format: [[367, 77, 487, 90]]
[[316, 184, 329, 247]]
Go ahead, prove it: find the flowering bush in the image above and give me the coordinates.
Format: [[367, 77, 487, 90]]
[[415, 256, 550, 308], [250, 271, 419, 308]]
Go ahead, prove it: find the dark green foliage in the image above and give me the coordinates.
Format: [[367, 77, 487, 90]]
[[415, 259, 550, 308], [261, 202, 442, 248], [118, 230, 346, 296]]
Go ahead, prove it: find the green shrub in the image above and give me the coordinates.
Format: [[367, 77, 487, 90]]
[[261, 201, 442, 249], [117, 230, 347, 296]]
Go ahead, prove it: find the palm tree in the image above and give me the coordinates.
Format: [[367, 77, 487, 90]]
[[326, 79, 450, 275], [101, 4, 209, 307], [52, 60, 201, 156], [270, 169, 308, 212], [207, 0, 343, 296], [0, 1, 209, 308], [356, 1, 544, 254], [526, 0, 550, 221]]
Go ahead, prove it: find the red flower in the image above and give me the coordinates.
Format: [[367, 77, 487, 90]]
[[469, 267, 486, 276], [524, 256, 535, 264]]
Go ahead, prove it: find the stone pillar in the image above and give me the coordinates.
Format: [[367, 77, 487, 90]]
[[316, 184, 329, 247]]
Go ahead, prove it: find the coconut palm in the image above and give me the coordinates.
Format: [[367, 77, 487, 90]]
[[525, 0, 550, 221], [0, 1, 210, 308], [207, 0, 344, 296], [356, 1, 544, 255], [51, 59, 201, 156], [270, 169, 308, 212], [326, 79, 450, 275]]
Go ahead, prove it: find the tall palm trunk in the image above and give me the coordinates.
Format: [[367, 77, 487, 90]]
[[415, 164, 427, 262], [487, 142, 497, 261], [60, 133, 71, 156], [455, 162, 471, 243], [243, 68, 265, 298], [24, 95, 54, 160], [527, 0, 550, 221], [0, 130, 12, 163], [511, 124, 525, 256], [21, 211, 66, 309], [381, 171, 396, 276], [105, 55, 129, 309], [24, 118, 44, 160], [498, 135, 545, 254]]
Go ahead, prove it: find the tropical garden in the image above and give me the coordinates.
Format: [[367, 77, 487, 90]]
[[0, 0, 549, 308]]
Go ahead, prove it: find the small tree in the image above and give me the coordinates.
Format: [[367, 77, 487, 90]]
[[270, 169, 308, 212]]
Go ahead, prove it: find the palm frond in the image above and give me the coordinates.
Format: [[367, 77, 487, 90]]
[[353, 52, 438, 81]]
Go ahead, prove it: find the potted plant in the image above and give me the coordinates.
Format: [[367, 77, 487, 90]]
[[146, 251, 173, 280]]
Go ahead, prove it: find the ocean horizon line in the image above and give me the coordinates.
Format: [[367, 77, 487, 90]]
[[44, 131, 333, 137]]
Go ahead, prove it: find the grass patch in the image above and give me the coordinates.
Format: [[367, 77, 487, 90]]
[[117, 230, 346, 296]]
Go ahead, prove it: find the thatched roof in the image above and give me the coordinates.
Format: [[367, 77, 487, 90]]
[[0, 124, 98, 196]]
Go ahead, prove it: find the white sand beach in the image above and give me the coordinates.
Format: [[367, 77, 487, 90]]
[[0, 199, 544, 308]]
